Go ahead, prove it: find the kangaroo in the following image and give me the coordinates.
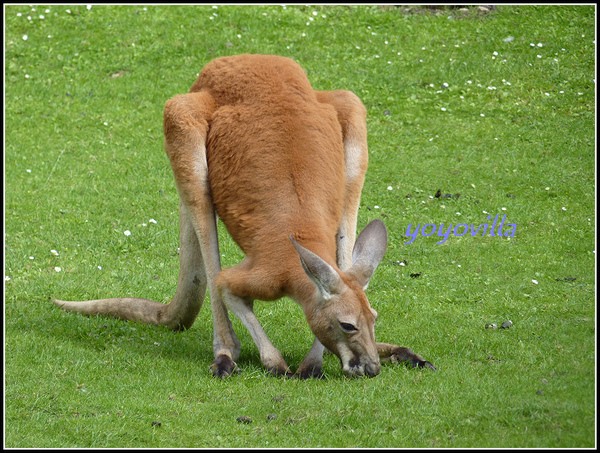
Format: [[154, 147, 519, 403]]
[[53, 54, 434, 378]]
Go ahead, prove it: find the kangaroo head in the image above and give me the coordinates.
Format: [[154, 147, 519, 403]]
[[291, 219, 388, 377]]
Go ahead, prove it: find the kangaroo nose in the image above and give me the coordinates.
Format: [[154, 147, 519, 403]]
[[365, 361, 381, 377], [342, 358, 381, 377]]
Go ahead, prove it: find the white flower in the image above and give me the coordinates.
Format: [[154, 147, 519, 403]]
[[22, 35, 28, 41], [5, 276, 11, 281], [124, 230, 131, 236], [54, 267, 62, 272], [149, 218, 157, 224], [561, 207, 567, 211], [532, 279, 538, 284], [51, 249, 59, 256], [97, 266, 102, 270]]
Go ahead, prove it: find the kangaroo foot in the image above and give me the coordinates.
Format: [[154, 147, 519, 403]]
[[210, 354, 238, 378]]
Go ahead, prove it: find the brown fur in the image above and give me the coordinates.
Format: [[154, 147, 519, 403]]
[[54, 54, 434, 378]]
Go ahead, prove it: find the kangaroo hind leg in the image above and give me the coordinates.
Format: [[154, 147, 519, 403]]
[[163, 91, 241, 376], [316, 89, 368, 272]]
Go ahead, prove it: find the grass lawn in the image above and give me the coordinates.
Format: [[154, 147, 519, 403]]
[[4, 4, 595, 448]]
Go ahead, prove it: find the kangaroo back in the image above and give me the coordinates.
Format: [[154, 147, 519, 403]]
[[202, 56, 345, 267]]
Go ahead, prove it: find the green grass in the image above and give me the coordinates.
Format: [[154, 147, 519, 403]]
[[4, 4, 595, 448]]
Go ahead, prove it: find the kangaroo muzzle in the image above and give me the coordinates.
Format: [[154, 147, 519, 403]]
[[341, 353, 381, 378]]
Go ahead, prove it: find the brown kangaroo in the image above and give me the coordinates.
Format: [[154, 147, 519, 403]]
[[54, 54, 434, 378]]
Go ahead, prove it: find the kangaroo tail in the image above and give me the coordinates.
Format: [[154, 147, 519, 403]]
[[52, 297, 193, 331]]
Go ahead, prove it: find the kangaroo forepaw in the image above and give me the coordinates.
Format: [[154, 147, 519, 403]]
[[412, 359, 436, 371], [266, 366, 294, 378], [393, 347, 435, 371], [377, 343, 435, 371], [293, 366, 325, 380], [210, 354, 238, 378]]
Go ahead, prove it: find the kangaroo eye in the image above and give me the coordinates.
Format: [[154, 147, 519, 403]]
[[339, 322, 358, 333]]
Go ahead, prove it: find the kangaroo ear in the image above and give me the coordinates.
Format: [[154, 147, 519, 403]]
[[290, 236, 342, 301], [348, 219, 388, 289]]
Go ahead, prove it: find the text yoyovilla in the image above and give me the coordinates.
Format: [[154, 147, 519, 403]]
[[404, 214, 516, 245]]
